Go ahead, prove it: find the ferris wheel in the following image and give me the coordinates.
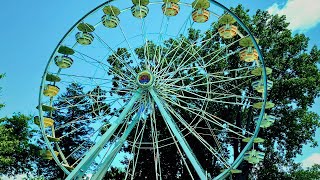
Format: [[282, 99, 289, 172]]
[[37, 0, 275, 179]]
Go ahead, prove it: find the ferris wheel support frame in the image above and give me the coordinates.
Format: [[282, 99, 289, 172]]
[[92, 109, 143, 180], [66, 89, 142, 180], [150, 88, 207, 179], [212, 0, 267, 179], [38, 0, 269, 179]]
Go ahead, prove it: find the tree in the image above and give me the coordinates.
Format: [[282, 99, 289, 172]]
[[289, 164, 320, 180], [0, 114, 41, 177], [34, 83, 110, 179]]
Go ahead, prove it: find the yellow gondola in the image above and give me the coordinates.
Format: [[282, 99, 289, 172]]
[[162, 0, 180, 16], [34, 116, 54, 127], [191, 0, 210, 23], [39, 150, 59, 160], [253, 101, 275, 109], [43, 84, 59, 97], [251, 67, 273, 76], [218, 14, 238, 39]]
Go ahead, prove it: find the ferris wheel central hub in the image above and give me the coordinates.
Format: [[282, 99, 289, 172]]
[[136, 70, 154, 88]]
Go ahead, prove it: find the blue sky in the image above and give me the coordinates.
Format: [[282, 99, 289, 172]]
[[0, 0, 319, 170]]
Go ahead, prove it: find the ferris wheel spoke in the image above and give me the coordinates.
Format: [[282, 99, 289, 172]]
[[149, 88, 207, 179], [203, 37, 246, 67], [157, 37, 195, 75], [162, 87, 248, 107], [140, 17, 151, 70], [165, 87, 262, 102], [158, 34, 219, 82], [50, 93, 130, 108], [92, 107, 143, 179], [207, 66, 253, 76], [209, 77, 257, 99], [71, 53, 108, 72], [65, 89, 142, 180], [164, 101, 231, 168], [58, 79, 135, 92], [56, 71, 136, 86], [153, 14, 169, 71], [124, 116, 143, 180], [162, 64, 252, 87], [154, 12, 194, 73], [150, 100, 162, 179], [55, 94, 130, 131], [160, 94, 252, 137], [172, 33, 220, 72], [51, 93, 128, 112], [93, 30, 138, 71], [202, 120, 228, 159], [73, 49, 135, 82], [124, 117, 148, 180], [167, 74, 253, 89], [64, 106, 138, 168], [170, 36, 245, 76], [160, 110, 195, 180], [115, 22, 142, 72]]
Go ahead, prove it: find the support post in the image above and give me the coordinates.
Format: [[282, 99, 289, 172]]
[[92, 110, 142, 180], [66, 89, 142, 180], [149, 88, 206, 180]]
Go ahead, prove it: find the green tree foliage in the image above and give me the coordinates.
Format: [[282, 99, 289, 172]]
[[288, 164, 320, 180], [35, 83, 109, 179], [0, 114, 41, 177], [240, 6, 320, 179], [103, 167, 126, 180]]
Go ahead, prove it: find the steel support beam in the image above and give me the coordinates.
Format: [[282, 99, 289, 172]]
[[66, 89, 142, 180], [92, 110, 142, 180], [149, 88, 207, 180]]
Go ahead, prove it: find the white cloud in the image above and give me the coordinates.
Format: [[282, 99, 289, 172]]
[[301, 153, 320, 168], [267, 0, 320, 32]]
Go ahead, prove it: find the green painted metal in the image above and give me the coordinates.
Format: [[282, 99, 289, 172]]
[[210, 0, 267, 179], [38, 0, 116, 175], [39, 0, 268, 179], [65, 89, 142, 180], [149, 88, 207, 180], [92, 109, 142, 179]]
